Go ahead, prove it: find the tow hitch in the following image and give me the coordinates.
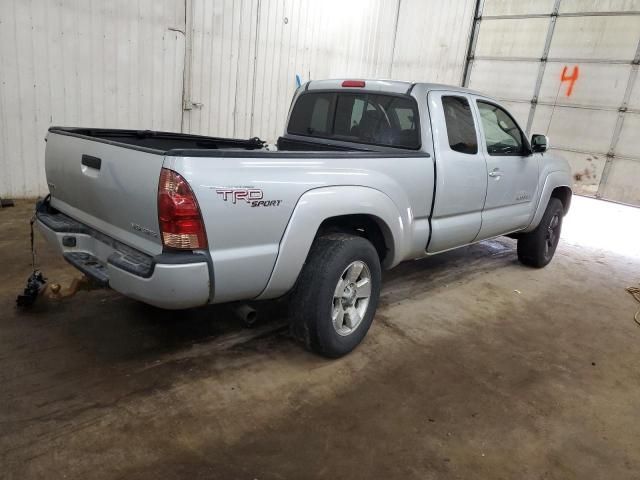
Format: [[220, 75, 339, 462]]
[[17, 202, 48, 308], [16, 270, 47, 307], [16, 196, 100, 308]]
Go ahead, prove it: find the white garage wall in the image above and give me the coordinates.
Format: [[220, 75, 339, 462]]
[[0, 0, 186, 198], [184, 0, 400, 139], [466, 0, 640, 206], [184, 0, 477, 142], [0, 0, 477, 198], [3, 0, 638, 205]]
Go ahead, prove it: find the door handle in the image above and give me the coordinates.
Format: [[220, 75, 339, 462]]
[[81, 154, 102, 170], [488, 169, 502, 178]]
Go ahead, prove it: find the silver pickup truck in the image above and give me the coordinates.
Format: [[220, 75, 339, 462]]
[[37, 79, 572, 357]]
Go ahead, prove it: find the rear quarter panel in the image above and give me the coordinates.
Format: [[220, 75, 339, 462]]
[[164, 152, 434, 303]]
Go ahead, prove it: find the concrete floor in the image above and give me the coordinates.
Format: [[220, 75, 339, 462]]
[[1, 196, 639, 479]]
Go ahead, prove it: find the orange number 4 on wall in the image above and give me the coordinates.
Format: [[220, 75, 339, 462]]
[[560, 66, 580, 97]]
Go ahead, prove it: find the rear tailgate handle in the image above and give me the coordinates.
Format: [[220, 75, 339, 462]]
[[81, 154, 102, 170]]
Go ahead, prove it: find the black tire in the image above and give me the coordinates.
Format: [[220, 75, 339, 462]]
[[289, 233, 381, 358], [517, 198, 564, 268]]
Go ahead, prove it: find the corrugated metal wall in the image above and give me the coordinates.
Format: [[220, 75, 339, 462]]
[[0, 0, 186, 198], [466, 0, 640, 206], [0, 0, 478, 198], [184, 0, 477, 142], [3, 0, 640, 204], [0, 0, 504, 197]]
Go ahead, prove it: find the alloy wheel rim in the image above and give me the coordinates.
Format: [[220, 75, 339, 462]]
[[544, 214, 561, 259], [331, 261, 372, 336]]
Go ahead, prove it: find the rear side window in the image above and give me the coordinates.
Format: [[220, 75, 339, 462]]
[[288, 92, 420, 149], [442, 96, 478, 155]]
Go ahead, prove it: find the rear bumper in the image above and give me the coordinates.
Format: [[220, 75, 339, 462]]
[[36, 206, 211, 310]]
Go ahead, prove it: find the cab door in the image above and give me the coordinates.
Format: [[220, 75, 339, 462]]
[[427, 91, 487, 253], [472, 98, 540, 240]]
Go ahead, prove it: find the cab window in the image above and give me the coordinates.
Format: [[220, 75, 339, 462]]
[[288, 92, 420, 149], [442, 96, 478, 155], [288, 92, 333, 136]]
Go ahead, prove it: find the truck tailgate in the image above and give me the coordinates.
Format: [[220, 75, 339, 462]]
[[45, 131, 164, 255]]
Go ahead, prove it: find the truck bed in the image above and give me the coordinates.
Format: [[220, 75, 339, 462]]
[[44, 127, 426, 257], [49, 127, 267, 154], [49, 127, 388, 155]]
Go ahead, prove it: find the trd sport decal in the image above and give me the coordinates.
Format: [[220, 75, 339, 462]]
[[216, 188, 262, 203], [215, 188, 283, 207]]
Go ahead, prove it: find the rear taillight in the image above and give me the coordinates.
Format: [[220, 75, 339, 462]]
[[158, 168, 208, 250]]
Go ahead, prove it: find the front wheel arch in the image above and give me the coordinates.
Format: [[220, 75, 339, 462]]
[[551, 186, 572, 215], [524, 173, 572, 233], [518, 197, 564, 268]]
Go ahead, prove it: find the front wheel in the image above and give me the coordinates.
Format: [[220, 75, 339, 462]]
[[517, 198, 564, 268], [289, 233, 381, 358]]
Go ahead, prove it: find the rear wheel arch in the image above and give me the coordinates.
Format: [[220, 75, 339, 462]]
[[315, 213, 395, 267], [256, 186, 407, 300]]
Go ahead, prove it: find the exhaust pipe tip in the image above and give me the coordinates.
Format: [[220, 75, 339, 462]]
[[232, 304, 258, 328]]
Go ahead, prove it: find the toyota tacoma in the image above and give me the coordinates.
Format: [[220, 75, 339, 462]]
[[36, 79, 572, 357]]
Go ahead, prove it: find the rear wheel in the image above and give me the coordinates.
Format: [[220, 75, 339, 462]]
[[517, 198, 564, 268], [289, 233, 381, 358]]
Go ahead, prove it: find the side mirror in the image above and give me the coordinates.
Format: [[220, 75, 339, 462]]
[[531, 134, 549, 153]]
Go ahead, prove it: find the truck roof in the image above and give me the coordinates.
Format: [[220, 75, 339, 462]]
[[305, 79, 484, 97]]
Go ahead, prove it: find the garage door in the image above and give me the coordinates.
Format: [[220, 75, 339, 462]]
[[465, 0, 640, 206]]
